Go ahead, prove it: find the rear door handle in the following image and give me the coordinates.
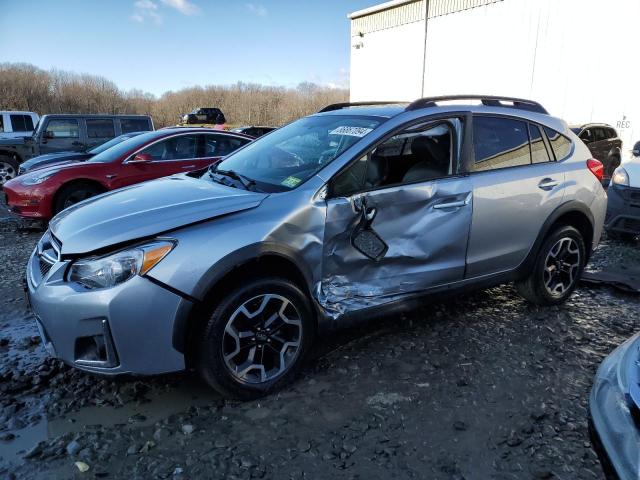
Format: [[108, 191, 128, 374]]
[[181, 165, 196, 169], [538, 178, 559, 190], [72, 141, 84, 147], [433, 192, 472, 210]]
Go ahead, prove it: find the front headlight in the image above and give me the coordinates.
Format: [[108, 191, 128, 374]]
[[612, 167, 630, 186], [67, 240, 175, 289]]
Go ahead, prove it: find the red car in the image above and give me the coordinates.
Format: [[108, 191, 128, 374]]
[[3, 128, 252, 220]]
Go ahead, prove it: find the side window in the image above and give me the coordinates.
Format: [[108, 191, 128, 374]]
[[86, 119, 115, 138], [201, 135, 249, 158], [472, 116, 530, 171], [23, 115, 34, 131], [10, 115, 26, 132], [579, 129, 593, 143], [593, 128, 607, 142], [0, 116, 4, 132], [608, 128, 618, 139], [529, 124, 552, 164], [544, 127, 572, 161], [138, 135, 198, 161], [9, 114, 34, 132], [332, 122, 454, 196], [45, 119, 79, 138], [121, 118, 151, 134]]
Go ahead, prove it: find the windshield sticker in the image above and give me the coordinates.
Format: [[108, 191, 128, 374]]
[[281, 176, 302, 188], [329, 126, 373, 138]]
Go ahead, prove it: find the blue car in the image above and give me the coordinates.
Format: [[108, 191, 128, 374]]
[[17, 132, 145, 175]]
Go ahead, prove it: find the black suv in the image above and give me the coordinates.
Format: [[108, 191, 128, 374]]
[[570, 123, 622, 181], [181, 108, 226, 125]]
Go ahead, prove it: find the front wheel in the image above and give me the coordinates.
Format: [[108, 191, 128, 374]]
[[516, 225, 586, 306], [53, 182, 104, 214], [197, 278, 315, 399]]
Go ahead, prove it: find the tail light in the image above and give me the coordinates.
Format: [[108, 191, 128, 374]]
[[586, 159, 604, 181]]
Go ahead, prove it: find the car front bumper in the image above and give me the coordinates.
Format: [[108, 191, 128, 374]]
[[26, 246, 192, 375], [605, 184, 640, 235], [589, 334, 640, 480], [2, 180, 53, 219]]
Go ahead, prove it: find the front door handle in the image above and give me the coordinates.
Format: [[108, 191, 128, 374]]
[[433, 192, 472, 210], [181, 165, 196, 169], [538, 178, 559, 190], [72, 141, 84, 147]]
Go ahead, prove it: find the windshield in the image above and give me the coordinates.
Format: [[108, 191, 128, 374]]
[[87, 133, 142, 155], [211, 115, 383, 192], [87, 130, 165, 163]]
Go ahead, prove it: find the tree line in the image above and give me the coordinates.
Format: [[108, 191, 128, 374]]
[[0, 63, 349, 128]]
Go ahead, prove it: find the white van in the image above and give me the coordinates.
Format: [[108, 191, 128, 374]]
[[0, 111, 40, 139]]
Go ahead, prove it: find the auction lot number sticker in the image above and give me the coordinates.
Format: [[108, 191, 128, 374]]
[[330, 126, 373, 138]]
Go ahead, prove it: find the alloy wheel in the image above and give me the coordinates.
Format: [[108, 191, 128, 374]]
[[0, 161, 16, 185], [222, 294, 303, 384], [543, 237, 581, 297]]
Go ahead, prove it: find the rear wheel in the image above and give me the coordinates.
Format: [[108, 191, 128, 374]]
[[516, 225, 586, 305], [53, 182, 104, 214], [0, 155, 19, 186], [197, 278, 315, 399]]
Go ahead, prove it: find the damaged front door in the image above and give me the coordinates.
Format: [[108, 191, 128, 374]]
[[320, 119, 473, 316]]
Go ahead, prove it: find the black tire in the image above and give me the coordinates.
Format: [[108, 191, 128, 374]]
[[197, 277, 315, 400], [0, 155, 19, 186], [516, 225, 586, 306], [53, 182, 104, 214]]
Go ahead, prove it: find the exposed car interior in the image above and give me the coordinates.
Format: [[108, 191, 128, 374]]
[[332, 123, 453, 195]]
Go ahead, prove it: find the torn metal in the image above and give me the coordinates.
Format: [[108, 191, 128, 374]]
[[318, 178, 473, 317]]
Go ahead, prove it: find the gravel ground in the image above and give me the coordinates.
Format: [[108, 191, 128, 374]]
[[0, 208, 639, 480]]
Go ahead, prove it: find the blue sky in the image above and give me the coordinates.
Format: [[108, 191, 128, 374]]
[[0, 0, 376, 96]]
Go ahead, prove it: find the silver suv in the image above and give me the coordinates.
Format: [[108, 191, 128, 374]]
[[26, 96, 607, 399]]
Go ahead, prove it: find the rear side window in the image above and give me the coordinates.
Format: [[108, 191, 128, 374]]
[[201, 135, 249, 157], [121, 118, 151, 134], [593, 128, 607, 142], [544, 127, 572, 161], [86, 119, 115, 138], [472, 116, 530, 171], [10, 114, 34, 132], [529, 124, 552, 164], [608, 128, 618, 139]]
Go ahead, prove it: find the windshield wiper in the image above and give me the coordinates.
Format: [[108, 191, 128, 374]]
[[209, 168, 257, 191]]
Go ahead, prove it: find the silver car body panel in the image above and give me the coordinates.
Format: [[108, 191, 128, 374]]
[[49, 175, 267, 255]]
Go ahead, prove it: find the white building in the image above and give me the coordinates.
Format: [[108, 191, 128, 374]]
[[349, 0, 640, 148]]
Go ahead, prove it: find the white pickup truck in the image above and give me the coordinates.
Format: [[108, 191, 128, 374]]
[[0, 111, 40, 139]]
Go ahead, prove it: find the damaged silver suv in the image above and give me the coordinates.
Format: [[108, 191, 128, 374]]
[[26, 96, 607, 399]]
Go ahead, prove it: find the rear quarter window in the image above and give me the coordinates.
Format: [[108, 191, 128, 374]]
[[121, 118, 151, 134], [544, 127, 572, 161]]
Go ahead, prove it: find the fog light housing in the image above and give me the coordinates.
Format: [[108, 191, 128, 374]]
[[74, 320, 119, 368]]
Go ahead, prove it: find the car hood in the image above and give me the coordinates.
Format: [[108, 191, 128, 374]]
[[20, 152, 91, 169], [50, 174, 268, 255]]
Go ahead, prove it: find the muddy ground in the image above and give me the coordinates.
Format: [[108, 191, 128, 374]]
[[1, 204, 639, 479]]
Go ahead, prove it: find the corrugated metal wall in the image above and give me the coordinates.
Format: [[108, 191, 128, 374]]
[[351, 0, 503, 35]]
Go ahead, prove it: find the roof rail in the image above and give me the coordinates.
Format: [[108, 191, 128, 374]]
[[318, 101, 405, 113], [405, 95, 549, 114]]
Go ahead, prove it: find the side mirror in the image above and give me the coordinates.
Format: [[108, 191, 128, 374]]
[[633, 142, 640, 157], [43, 131, 54, 139], [129, 152, 153, 163]]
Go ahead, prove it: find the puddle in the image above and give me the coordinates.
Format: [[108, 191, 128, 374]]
[[0, 375, 219, 465]]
